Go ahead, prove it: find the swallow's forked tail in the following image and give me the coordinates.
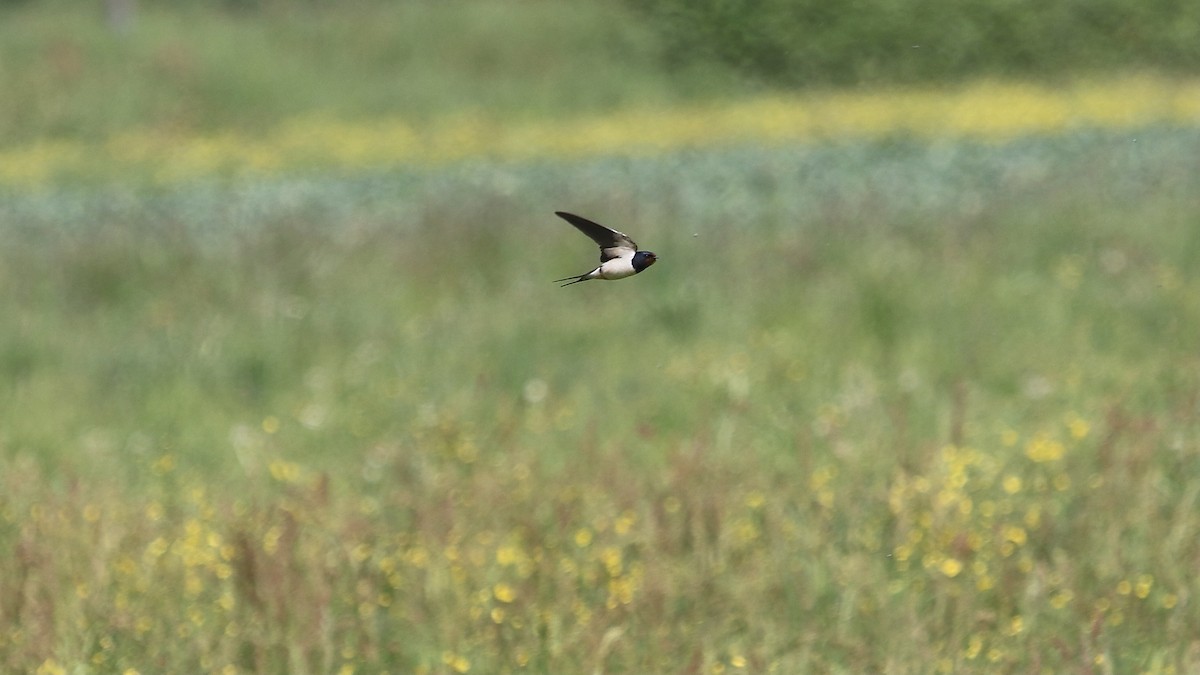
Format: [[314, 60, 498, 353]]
[[553, 274, 590, 287]]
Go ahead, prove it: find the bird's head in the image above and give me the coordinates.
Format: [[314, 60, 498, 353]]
[[633, 251, 657, 272]]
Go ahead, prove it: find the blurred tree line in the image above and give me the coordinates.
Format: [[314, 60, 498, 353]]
[[5, 0, 1198, 86], [628, 0, 1200, 85]]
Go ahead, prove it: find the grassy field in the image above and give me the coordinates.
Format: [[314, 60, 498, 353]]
[[0, 0, 741, 147], [3, 74, 1198, 186], [3, 122, 1200, 673], [3, 2, 1200, 673]]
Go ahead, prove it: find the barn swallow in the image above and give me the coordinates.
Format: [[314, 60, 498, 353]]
[[553, 211, 657, 287]]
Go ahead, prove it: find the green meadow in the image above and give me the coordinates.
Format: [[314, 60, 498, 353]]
[[2, 1, 1200, 674]]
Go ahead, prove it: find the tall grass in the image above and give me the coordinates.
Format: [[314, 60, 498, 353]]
[[2, 128, 1199, 673]]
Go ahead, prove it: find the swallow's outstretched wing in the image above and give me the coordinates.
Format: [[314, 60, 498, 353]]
[[555, 211, 638, 262]]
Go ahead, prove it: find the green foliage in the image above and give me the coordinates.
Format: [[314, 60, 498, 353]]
[[0, 0, 740, 146], [2, 129, 1199, 672], [631, 0, 1200, 85]]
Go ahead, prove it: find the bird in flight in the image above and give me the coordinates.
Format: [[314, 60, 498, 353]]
[[553, 211, 657, 287]]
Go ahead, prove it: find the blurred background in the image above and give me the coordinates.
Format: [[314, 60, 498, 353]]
[[2, 1, 1199, 673]]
